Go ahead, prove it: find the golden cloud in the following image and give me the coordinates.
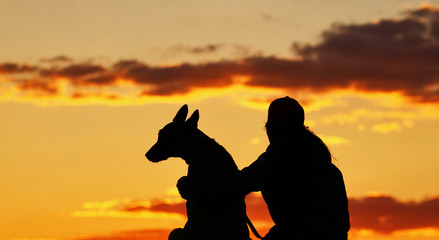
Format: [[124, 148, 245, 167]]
[[70, 198, 185, 220], [72, 192, 439, 235]]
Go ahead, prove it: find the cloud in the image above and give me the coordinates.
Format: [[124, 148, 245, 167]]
[[1, 5, 439, 105], [249, 137, 261, 145], [170, 44, 224, 54], [41, 55, 73, 63], [167, 44, 257, 57], [371, 121, 403, 134], [349, 195, 439, 233], [56, 64, 106, 79], [286, 5, 439, 102], [71, 193, 439, 235], [0, 62, 38, 74], [124, 200, 186, 216], [18, 78, 59, 94], [123, 60, 238, 96], [75, 229, 170, 240], [70, 198, 185, 219]]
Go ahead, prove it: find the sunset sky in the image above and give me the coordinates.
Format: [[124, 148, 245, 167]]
[[1, 0, 439, 239]]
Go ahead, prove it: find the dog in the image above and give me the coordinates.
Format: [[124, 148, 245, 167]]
[[146, 105, 252, 240]]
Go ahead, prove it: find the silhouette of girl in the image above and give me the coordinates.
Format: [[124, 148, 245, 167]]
[[178, 97, 350, 240]]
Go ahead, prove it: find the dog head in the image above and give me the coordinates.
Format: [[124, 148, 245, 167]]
[[145, 104, 199, 162]]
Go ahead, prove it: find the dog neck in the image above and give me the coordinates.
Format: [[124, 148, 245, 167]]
[[180, 129, 215, 165]]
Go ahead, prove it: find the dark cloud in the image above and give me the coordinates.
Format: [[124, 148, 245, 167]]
[[57, 64, 106, 78], [128, 61, 239, 95], [284, 6, 439, 101], [170, 44, 224, 54], [112, 59, 144, 70], [18, 78, 58, 94], [85, 74, 117, 86], [250, 6, 439, 102], [41, 55, 73, 63], [349, 195, 439, 233], [0, 62, 38, 74], [1, 6, 439, 103]]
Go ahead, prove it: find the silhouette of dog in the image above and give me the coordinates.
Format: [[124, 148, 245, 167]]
[[146, 105, 251, 240]]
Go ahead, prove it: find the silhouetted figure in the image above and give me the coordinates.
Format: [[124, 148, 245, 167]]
[[145, 105, 251, 240], [178, 97, 350, 240]]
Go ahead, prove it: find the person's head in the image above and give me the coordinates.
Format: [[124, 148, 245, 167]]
[[265, 96, 305, 143]]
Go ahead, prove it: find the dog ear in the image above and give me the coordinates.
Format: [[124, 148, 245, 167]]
[[173, 104, 188, 122], [186, 109, 199, 128]]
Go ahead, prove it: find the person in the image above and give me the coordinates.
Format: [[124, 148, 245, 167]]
[[178, 96, 350, 240]]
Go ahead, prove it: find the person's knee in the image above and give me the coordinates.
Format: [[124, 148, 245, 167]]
[[169, 228, 187, 240]]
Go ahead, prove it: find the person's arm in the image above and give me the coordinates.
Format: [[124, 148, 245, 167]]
[[239, 152, 273, 193], [177, 152, 272, 199], [176, 172, 238, 199]]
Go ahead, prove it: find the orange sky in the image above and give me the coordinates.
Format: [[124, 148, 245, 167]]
[[1, 1, 439, 240]]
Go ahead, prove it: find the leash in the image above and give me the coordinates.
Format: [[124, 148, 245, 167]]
[[246, 214, 263, 239]]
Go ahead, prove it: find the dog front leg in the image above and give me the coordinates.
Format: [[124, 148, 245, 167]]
[[169, 228, 188, 240]]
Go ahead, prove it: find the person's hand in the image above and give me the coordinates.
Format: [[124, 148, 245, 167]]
[[177, 176, 192, 200]]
